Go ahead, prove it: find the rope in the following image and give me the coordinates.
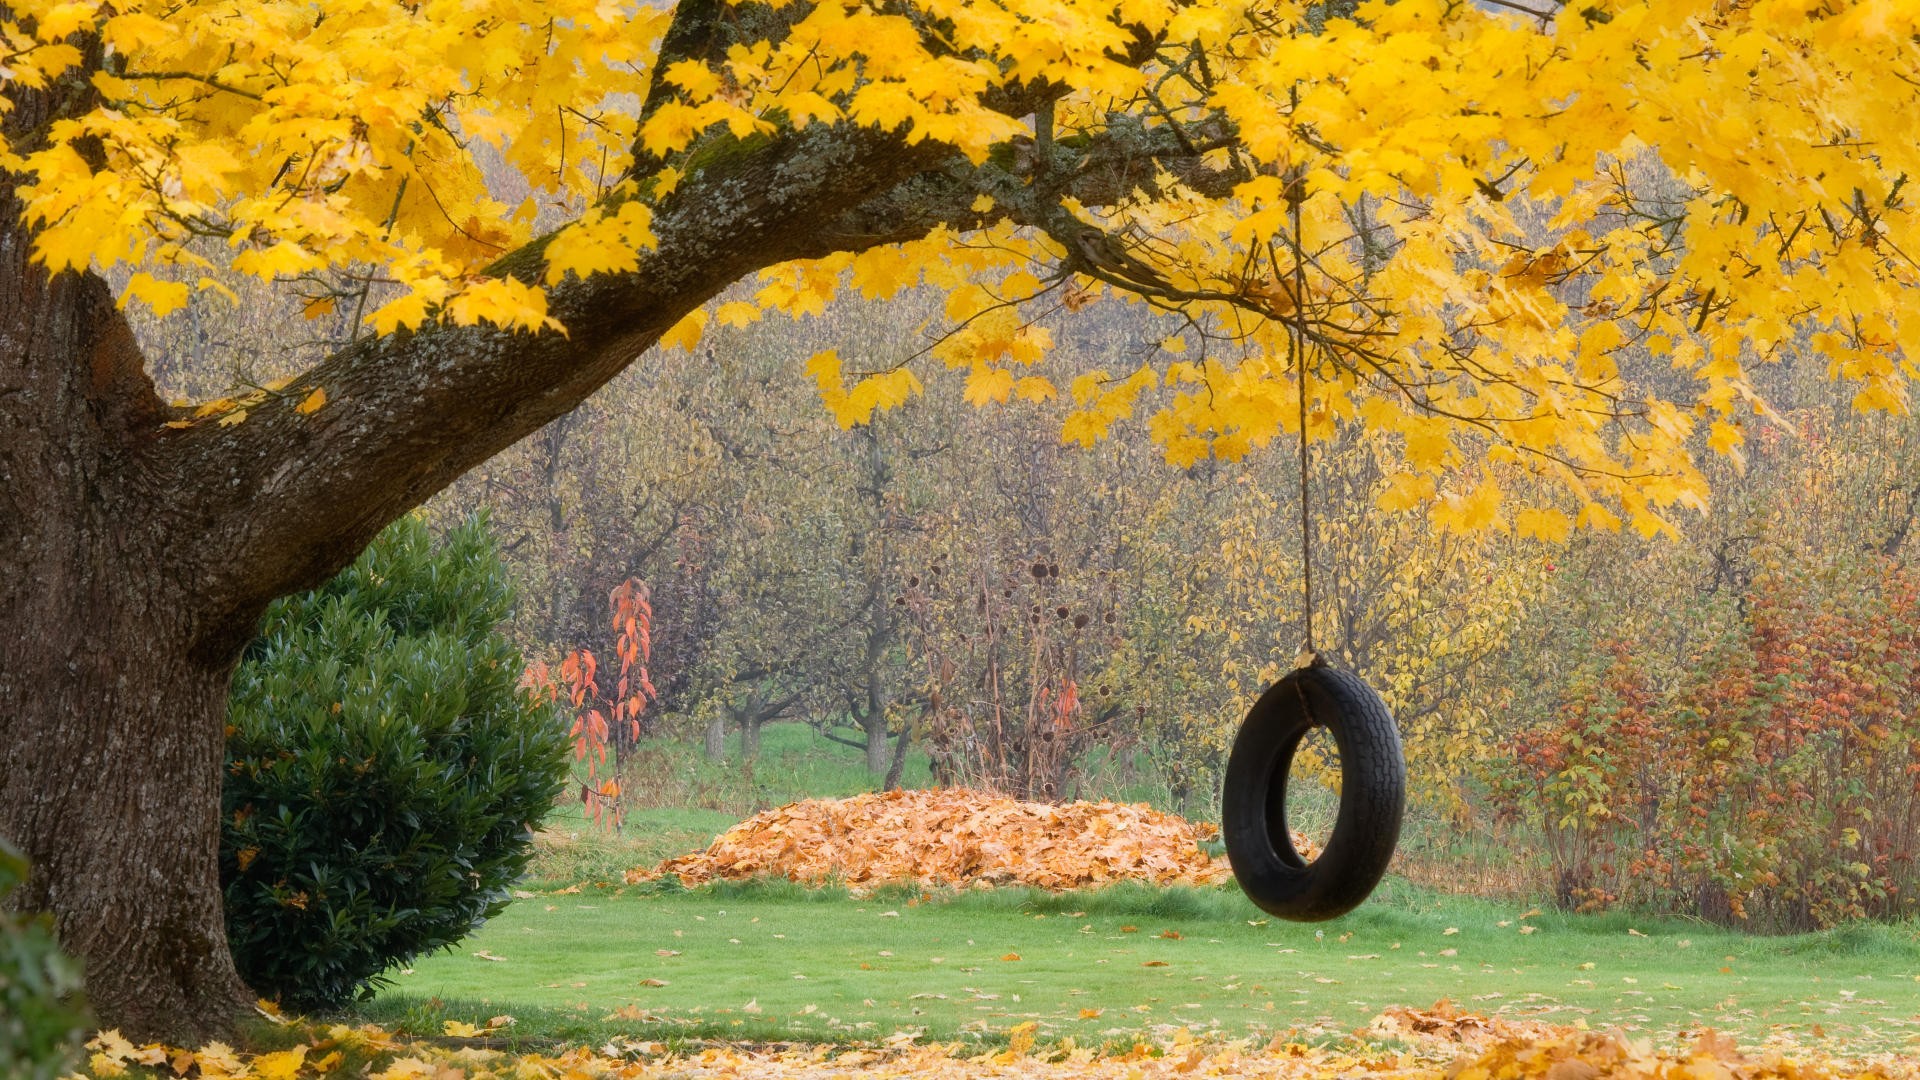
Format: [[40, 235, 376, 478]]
[[1287, 114, 1315, 663]]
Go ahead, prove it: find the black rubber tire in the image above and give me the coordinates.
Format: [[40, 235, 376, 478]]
[[1221, 664, 1405, 922]]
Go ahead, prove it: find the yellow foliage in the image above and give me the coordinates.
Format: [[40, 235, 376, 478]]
[[3, 0, 1917, 532]]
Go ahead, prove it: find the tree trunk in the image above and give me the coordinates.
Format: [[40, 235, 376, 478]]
[[882, 720, 913, 792], [0, 609, 255, 1042], [863, 707, 891, 775], [0, 181, 252, 1039], [739, 712, 763, 761], [704, 714, 728, 760]]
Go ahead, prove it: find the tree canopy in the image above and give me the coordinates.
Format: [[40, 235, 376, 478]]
[[8, 0, 1916, 527]]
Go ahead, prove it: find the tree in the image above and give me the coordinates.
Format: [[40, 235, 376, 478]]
[[3, 0, 1917, 1040]]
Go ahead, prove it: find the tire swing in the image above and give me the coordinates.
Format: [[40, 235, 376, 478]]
[[1220, 193, 1407, 922], [1221, 660, 1405, 921]]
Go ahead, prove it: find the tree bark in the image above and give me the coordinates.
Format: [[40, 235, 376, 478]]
[[882, 720, 913, 792], [0, 163, 252, 1038], [738, 710, 763, 762], [864, 712, 892, 775]]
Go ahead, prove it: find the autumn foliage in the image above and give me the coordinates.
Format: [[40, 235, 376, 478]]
[[1494, 553, 1920, 930], [73, 1007, 1920, 1080], [524, 578, 658, 831], [626, 789, 1304, 892]]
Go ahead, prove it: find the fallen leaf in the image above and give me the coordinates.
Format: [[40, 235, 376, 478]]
[[620, 789, 1280, 892]]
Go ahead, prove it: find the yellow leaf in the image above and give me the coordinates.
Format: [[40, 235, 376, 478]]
[[35, 2, 100, 42], [1012, 376, 1056, 403], [1515, 508, 1571, 543], [295, 388, 327, 415], [216, 409, 249, 427], [661, 309, 706, 352], [446, 278, 560, 334], [250, 1046, 307, 1080], [1577, 503, 1623, 532], [714, 301, 762, 328], [1376, 472, 1435, 513], [369, 293, 433, 337], [964, 367, 1015, 406], [120, 273, 190, 317]]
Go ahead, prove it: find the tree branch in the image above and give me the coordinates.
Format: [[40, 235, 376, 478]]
[[158, 91, 1246, 661]]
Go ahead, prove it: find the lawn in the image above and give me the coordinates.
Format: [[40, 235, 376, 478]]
[[363, 878, 1920, 1054]]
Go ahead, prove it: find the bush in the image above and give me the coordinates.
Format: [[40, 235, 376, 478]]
[[1493, 552, 1920, 930], [0, 839, 89, 1080], [221, 514, 570, 1010]]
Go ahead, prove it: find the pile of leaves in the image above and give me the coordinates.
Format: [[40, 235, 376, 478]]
[[625, 788, 1312, 891], [76, 1009, 1920, 1080]]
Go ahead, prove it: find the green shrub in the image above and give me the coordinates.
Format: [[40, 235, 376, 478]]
[[0, 839, 89, 1080], [221, 514, 569, 1010]]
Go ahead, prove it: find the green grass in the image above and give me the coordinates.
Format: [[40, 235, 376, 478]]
[[362, 879, 1920, 1053]]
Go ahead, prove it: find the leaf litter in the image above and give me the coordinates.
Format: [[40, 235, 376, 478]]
[[624, 788, 1313, 892], [78, 1006, 1920, 1079]]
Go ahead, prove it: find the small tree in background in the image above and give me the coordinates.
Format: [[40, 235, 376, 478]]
[[220, 515, 569, 1010], [524, 577, 657, 831]]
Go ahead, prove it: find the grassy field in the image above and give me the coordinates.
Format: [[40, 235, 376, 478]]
[[377, 722, 1920, 1056], [363, 878, 1920, 1054]]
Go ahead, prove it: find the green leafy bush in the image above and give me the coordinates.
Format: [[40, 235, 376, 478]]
[[221, 515, 569, 1010], [0, 839, 89, 1080]]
